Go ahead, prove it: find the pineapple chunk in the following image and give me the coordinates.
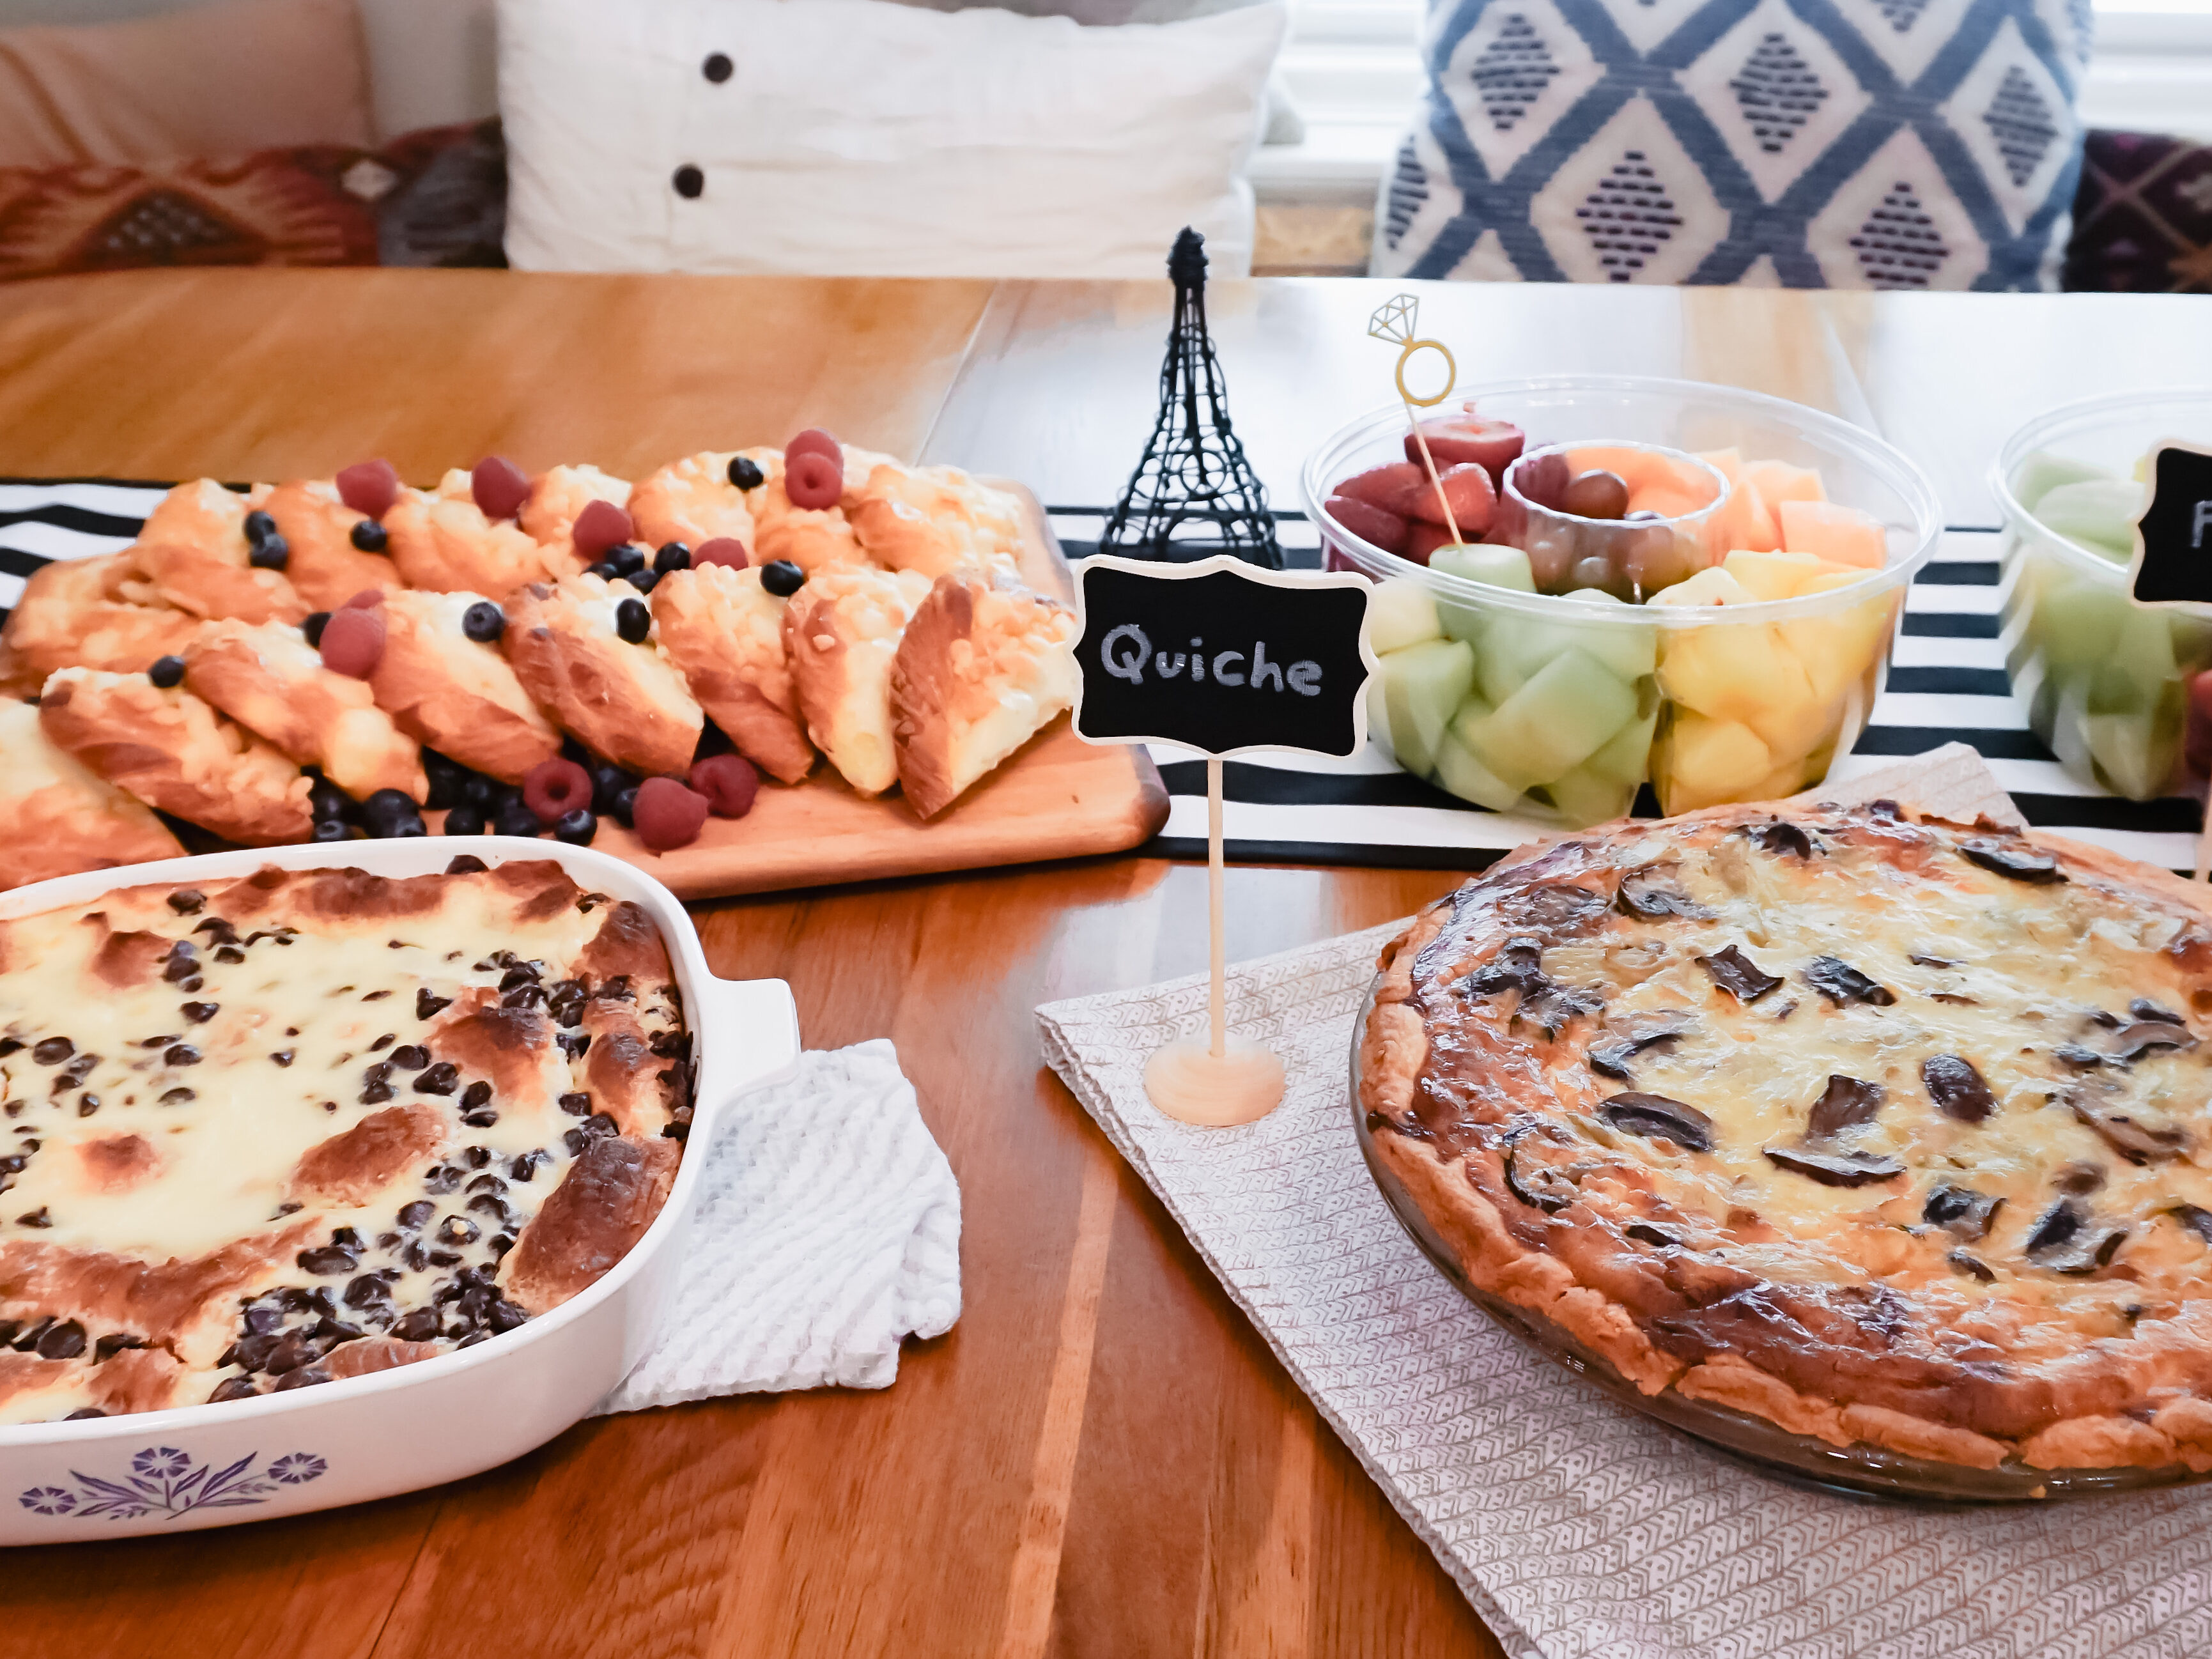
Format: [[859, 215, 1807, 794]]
[[1654, 711, 1772, 814]]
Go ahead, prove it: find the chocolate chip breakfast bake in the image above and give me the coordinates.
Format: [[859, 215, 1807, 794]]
[[0, 856, 692, 1424], [1359, 801, 2212, 1478]]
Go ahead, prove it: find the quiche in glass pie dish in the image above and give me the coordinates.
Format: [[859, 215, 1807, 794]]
[[1357, 799, 2212, 1497]]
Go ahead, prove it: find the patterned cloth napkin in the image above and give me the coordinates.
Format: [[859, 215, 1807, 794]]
[[1035, 751, 2212, 1659], [594, 1039, 962, 1412]]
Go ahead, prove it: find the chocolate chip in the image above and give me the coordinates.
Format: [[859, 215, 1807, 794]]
[[389, 1045, 430, 1071], [161, 941, 199, 983], [1598, 1092, 1714, 1154], [167, 888, 205, 915], [1760, 1146, 1905, 1187], [1921, 1054, 1995, 1123], [164, 1044, 201, 1067], [11, 1317, 53, 1351], [463, 1145, 492, 1168], [445, 854, 488, 875], [423, 1165, 461, 1194], [466, 1173, 507, 1194], [460, 1107, 499, 1127], [559, 1091, 591, 1116], [0, 1039, 17, 1058], [487, 1299, 529, 1333], [557, 1031, 591, 1060], [93, 1332, 144, 1361], [1614, 867, 1713, 922], [158, 1086, 194, 1105], [1624, 1221, 1678, 1247], [1960, 837, 2065, 884], [393, 1308, 442, 1343], [273, 1366, 331, 1392], [31, 1037, 72, 1065], [367, 1033, 396, 1052], [36, 1320, 86, 1360], [459, 1079, 491, 1110], [417, 989, 452, 1021], [414, 1062, 458, 1095], [73, 1095, 97, 1118], [1803, 957, 1894, 1008], [1806, 1074, 1885, 1138], [15, 1207, 51, 1228], [500, 984, 546, 1010], [270, 1050, 295, 1067], [510, 1150, 546, 1182], [396, 1199, 436, 1231], [1947, 1251, 1995, 1282], [1923, 1184, 2002, 1240], [297, 1246, 359, 1275], [2027, 1198, 2083, 1254], [497, 964, 543, 992], [1695, 945, 1782, 1003], [209, 1376, 259, 1402], [215, 944, 245, 964], [436, 1215, 480, 1246], [138, 1033, 180, 1049]]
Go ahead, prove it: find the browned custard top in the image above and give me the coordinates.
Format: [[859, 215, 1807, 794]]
[[0, 858, 689, 1423]]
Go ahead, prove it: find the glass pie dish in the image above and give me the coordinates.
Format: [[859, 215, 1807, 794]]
[[1347, 978, 2212, 1504], [1304, 376, 1942, 828], [1992, 387, 2212, 801]]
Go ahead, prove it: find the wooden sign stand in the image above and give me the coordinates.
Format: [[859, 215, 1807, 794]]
[[1070, 554, 1378, 1127]]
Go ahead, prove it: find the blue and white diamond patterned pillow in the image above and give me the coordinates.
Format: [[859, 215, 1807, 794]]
[[1373, 0, 2090, 288]]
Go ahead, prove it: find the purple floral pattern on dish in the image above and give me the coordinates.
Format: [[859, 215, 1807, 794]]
[[17, 1446, 327, 1522]]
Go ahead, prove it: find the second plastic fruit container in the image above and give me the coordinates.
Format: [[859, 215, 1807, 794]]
[[1304, 376, 1943, 824]]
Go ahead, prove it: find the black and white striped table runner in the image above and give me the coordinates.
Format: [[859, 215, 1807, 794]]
[[2, 481, 2199, 874]]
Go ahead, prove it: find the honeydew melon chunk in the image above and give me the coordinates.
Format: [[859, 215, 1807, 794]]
[[2033, 478, 2145, 562], [1368, 576, 1444, 654], [1430, 543, 1532, 646], [2085, 705, 2177, 801], [1542, 762, 1639, 828], [2096, 604, 2181, 707], [1456, 647, 1637, 792], [1471, 591, 1657, 706], [2022, 572, 2126, 674], [2012, 450, 2111, 513], [1722, 550, 1832, 601], [1741, 458, 1825, 507], [1433, 727, 1528, 812], [1582, 696, 1658, 788], [1555, 588, 1659, 680], [1778, 500, 1886, 567], [1378, 638, 1474, 778], [1653, 711, 1773, 814]]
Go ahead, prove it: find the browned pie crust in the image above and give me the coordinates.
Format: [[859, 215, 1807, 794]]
[[1361, 800, 2212, 1474]]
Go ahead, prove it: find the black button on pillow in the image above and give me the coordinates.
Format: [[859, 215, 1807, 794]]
[[672, 165, 704, 199], [703, 52, 732, 82]]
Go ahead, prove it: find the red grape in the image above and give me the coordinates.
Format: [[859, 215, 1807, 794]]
[[571, 499, 635, 560], [1333, 462, 1427, 520], [320, 606, 385, 678], [1512, 452, 1572, 512], [336, 459, 399, 519], [1323, 494, 1409, 556], [522, 757, 592, 824], [472, 456, 530, 521], [693, 537, 749, 569], [1405, 521, 1457, 565], [342, 587, 384, 610], [690, 753, 759, 819], [633, 776, 709, 851], [1563, 470, 1629, 521], [1406, 413, 1524, 485], [784, 428, 842, 467], [1406, 462, 1497, 536], [784, 450, 843, 511]]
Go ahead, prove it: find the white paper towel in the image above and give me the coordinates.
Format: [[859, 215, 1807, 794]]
[[595, 1039, 961, 1412]]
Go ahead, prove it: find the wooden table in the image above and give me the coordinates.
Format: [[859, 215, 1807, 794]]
[[3, 269, 2208, 1659]]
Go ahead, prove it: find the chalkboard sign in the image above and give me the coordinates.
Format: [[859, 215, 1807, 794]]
[[1072, 553, 1375, 759], [2129, 441, 2212, 610]]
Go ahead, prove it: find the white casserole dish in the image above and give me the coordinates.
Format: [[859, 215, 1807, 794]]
[[0, 835, 799, 1543]]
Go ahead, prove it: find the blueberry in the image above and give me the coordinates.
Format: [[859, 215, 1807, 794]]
[[420, 750, 469, 811], [590, 761, 635, 812], [727, 456, 765, 491], [301, 612, 332, 647], [350, 520, 389, 553], [493, 798, 542, 838], [553, 808, 598, 846], [759, 560, 805, 598], [308, 778, 355, 822], [242, 509, 277, 547], [654, 542, 692, 574], [444, 805, 486, 836], [247, 535, 290, 571], [361, 789, 423, 838], [610, 785, 639, 830], [461, 601, 505, 644], [460, 772, 497, 810], [148, 655, 186, 689], [626, 568, 660, 596], [615, 598, 651, 644], [605, 543, 647, 577], [312, 818, 352, 843]]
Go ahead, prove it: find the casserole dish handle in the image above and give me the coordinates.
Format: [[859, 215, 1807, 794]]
[[692, 975, 803, 1105]]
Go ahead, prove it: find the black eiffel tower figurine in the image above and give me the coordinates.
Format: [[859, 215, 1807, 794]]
[[1097, 228, 1281, 569]]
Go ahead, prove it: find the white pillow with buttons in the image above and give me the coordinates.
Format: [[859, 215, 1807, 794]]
[[498, 0, 1287, 278]]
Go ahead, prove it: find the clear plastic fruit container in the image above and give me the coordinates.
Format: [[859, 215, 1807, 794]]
[[1303, 376, 1943, 825], [1991, 388, 2212, 801]]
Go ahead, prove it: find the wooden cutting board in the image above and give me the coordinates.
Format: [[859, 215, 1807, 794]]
[[565, 482, 1167, 900]]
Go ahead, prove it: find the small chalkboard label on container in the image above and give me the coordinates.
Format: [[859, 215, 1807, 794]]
[[1072, 553, 1376, 759], [2128, 441, 2212, 611]]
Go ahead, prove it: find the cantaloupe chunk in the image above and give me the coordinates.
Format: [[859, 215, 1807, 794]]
[[1742, 458, 1825, 507], [1702, 449, 1783, 553], [1653, 711, 1772, 814], [1630, 484, 1714, 521], [1778, 500, 1885, 567], [1721, 550, 1831, 601]]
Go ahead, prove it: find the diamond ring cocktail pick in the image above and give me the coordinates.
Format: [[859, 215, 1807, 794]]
[[1368, 293, 1464, 546]]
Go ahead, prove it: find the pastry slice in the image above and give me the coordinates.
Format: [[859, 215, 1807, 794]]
[[890, 575, 1078, 819], [261, 479, 398, 610], [649, 562, 815, 783], [628, 451, 758, 553], [783, 565, 932, 796], [0, 553, 199, 695], [130, 478, 310, 624], [383, 469, 555, 595], [184, 618, 427, 801], [0, 697, 183, 890], [369, 590, 564, 783], [520, 464, 632, 575], [846, 460, 1025, 582], [739, 447, 864, 573], [137, 477, 270, 556], [40, 667, 313, 845], [502, 575, 702, 776]]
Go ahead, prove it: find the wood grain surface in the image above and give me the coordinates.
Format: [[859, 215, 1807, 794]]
[[0, 266, 2197, 1658]]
